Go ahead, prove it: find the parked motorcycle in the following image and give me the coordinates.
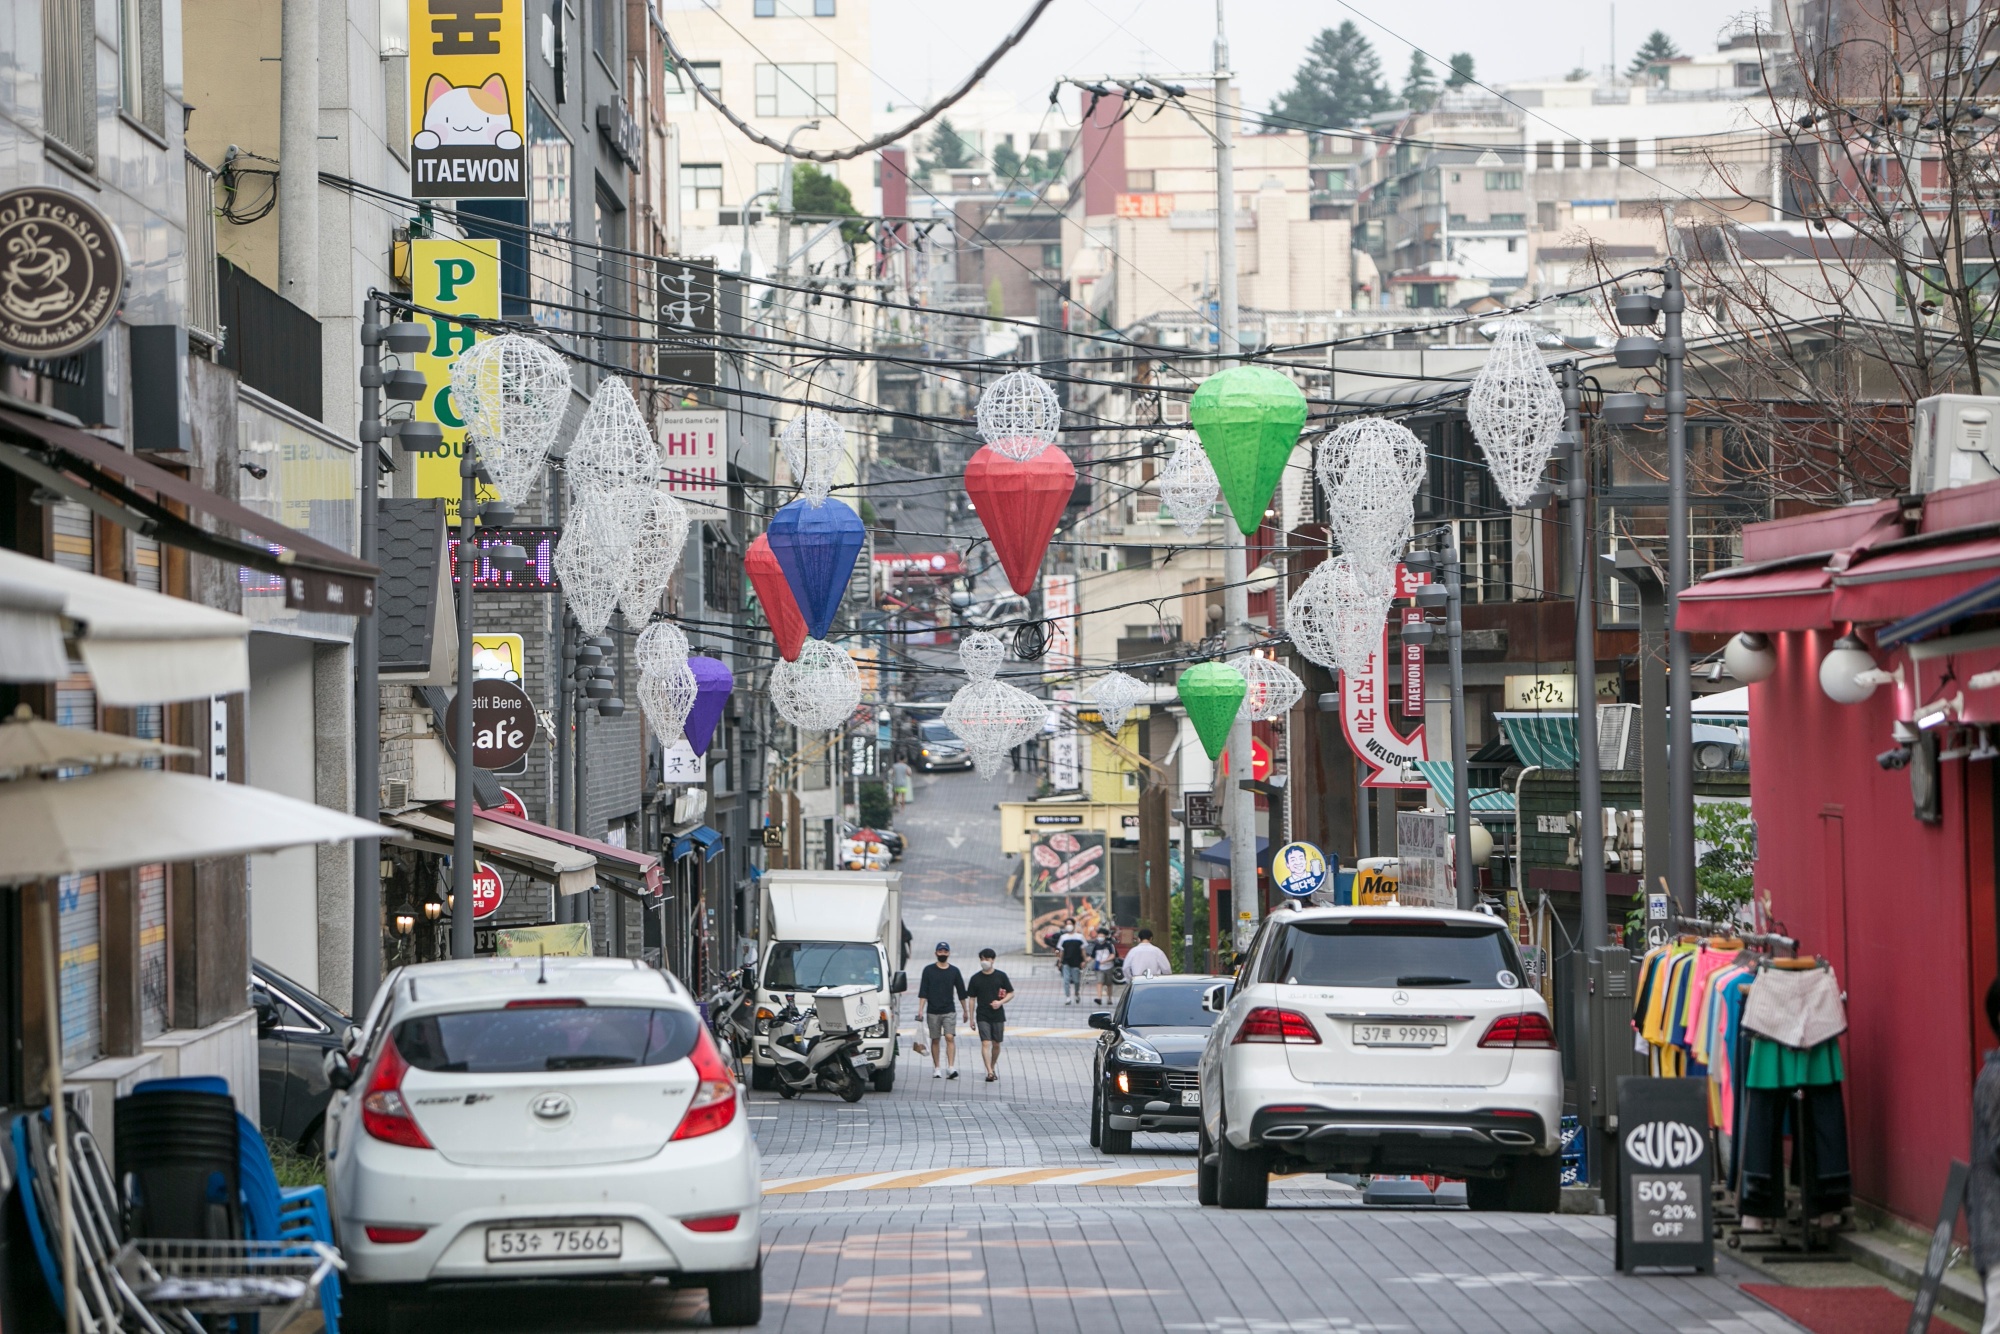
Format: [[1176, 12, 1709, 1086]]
[[705, 967, 756, 1063], [766, 992, 871, 1103]]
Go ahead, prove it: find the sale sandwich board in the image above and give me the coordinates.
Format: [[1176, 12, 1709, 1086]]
[[1615, 1076, 1714, 1273]]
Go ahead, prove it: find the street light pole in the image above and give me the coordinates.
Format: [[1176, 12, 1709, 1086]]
[[451, 448, 478, 959], [1662, 263, 1695, 918], [355, 305, 384, 1008], [1212, 0, 1256, 946], [1563, 363, 1608, 949], [772, 120, 822, 286], [1442, 539, 1475, 909]]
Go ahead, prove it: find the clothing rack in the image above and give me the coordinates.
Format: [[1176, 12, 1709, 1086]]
[[1664, 914, 1799, 957]]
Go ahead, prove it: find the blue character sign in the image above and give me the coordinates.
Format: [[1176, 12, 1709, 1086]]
[[1273, 841, 1330, 899]]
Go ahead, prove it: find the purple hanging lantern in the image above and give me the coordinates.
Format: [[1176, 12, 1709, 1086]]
[[682, 656, 734, 755]]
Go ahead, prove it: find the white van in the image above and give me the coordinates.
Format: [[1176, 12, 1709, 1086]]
[[751, 871, 905, 1092]]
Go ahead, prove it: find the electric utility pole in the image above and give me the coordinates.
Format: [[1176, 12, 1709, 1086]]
[[1212, 0, 1257, 949]]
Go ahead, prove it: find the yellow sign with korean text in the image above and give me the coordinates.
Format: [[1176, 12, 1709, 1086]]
[[411, 238, 499, 522], [407, 0, 527, 198]]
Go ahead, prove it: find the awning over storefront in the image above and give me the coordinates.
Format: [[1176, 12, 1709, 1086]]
[[1830, 532, 2000, 625], [0, 547, 250, 705], [0, 767, 392, 885], [0, 405, 377, 614], [1411, 761, 1517, 816], [1676, 556, 1836, 633], [672, 825, 724, 863], [1196, 835, 1267, 868], [384, 806, 596, 896], [453, 804, 664, 895], [1496, 713, 1578, 770]]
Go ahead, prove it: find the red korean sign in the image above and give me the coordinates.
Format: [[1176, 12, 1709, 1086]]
[[1339, 563, 1430, 788], [471, 862, 505, 920]]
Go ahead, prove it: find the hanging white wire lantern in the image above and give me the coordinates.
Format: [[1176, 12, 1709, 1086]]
[[1085, 671, 1147, 734], [450, 332, 573, 507], [1239, 653, 1306, 721], [634, 620, 690, 678], [944, 680, 1047, 778], [1326, 555, 1399, 677], [779, 409, 845, 504], [617, 488, 691, 619], [637, 662, 697, 744], [975, 369, 1062, 461], [552, 501, 632, 636], [1157, 436, 1221, 535], [1284, 561, 1343, 669], [960, 630, 1006, 682], [1315, 416, 1425, 502], [1467, 318, 1566, 506], [1319, 418, 1424, 570], [566, 376, 659, 532], [771, 639, 861, 732]]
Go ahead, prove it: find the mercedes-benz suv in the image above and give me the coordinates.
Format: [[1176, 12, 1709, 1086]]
[[1195, 905, 1562, 1212]]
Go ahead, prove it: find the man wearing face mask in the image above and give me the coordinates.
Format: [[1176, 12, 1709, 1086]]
[[917, 941, 972, 1079], [965, 948, 1015, 1082]]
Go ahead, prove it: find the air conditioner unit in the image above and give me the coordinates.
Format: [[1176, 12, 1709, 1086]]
[[1911, 394, 2000, 493], [1597, 703, 1638, 771]]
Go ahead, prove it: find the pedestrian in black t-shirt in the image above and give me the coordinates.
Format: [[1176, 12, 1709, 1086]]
[[916, 941, 971, 1079], [966, 948, 1014, 1082]]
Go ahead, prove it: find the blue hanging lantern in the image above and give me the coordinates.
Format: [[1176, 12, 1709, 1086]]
[[766, 498, 866, 640]]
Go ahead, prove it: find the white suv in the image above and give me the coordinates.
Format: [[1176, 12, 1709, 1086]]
[[324, 957, 762, 1326], [1195, 905, 1562, 1211]]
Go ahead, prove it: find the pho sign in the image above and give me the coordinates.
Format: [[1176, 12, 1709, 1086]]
[[445, 678, 538, 770], [0, 187, 127, 359]]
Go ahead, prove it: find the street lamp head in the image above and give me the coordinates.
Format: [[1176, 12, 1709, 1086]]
[[396, 419, 443, 452], [597, 696, 625, 718], [1723, 631, 1777, 684], [384, 321, 430, 354], [384, 367, 427, 401], [1818, 633, 1881, 704], [479, 500, 517, 526], [1614, 292, 1661, 326], [1612, 335, 1661, 368], [490, 542, 529, 574], [1599, 392, 1651, 426]]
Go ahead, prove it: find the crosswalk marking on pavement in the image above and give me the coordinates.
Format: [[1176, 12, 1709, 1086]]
[[763, 1167, 1359, 1194], [899, 1026, 1098, 1041]]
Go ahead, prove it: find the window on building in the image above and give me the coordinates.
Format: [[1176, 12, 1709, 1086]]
[[1618, 137, 1638, 164], [681, 163, 724, 214], [1735, 61, 1763, 86], [755, 0, 835, 11], [1489, 212, 1525, 225], [1484, 170, 1521, 191], [754, 62, 837, 118], [1507, 237, 1518, 252], [1041, 243, 1061, 268], [1451, 518, 1514, 603], [44, 0, 97, 167], [816, 0, 836, 13], [754, 0, 775, 11], [1562, 140, 1582, 168], [591, 0, 617, 65], [663, 59, 719, 112], [528, 95, 573, 330], [1536, 201, 1559, 230], [1450, 171, 1462, 183], [1125, 169, 1155, 191], [120, 0, 166, 138], [1535, 141, 1555, 170], [1590, 139, 1611, 167], [1570, 201, 1615, 221]]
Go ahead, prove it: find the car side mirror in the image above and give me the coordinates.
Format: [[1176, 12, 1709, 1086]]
[[1201, 983, 1231, 1013], [341, 1024, 363, 1053], [1087, 1011, 1114, 1030], [889, 971, 907, 994], [323, 1047, 356, 1091], [253, 996, 277, 1035]]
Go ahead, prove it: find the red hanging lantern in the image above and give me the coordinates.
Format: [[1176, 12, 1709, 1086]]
[[965, 444, 1076, 596], [746, 532, 808, 661]]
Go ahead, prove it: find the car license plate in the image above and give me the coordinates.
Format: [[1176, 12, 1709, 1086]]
[[1179, 1089, 1200, 1107], [1353, 1023, 1447, 1047], [485, 1224, 622, 1262]]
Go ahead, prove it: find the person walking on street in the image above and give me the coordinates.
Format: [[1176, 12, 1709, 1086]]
[[1969, 978, 2000, 1333], [1056, 920, 1086, 1004], [1090, 927, 1119, 1003], [890, 758, 914, 810], [966, 948, 1014, 1082], [1124, 927, 1172, 978], [917, 941, 971, 1079]]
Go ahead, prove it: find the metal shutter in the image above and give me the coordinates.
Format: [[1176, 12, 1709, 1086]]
[[55, 667, 103, 1070], [51, 500, 93, 571]]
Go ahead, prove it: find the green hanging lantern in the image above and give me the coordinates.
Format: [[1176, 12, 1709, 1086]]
[[1189, 365, 1310, 535], [1178, 661, 1248, 761]]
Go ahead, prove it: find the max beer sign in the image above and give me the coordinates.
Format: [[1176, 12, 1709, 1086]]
[[409, 0, 527, 197]]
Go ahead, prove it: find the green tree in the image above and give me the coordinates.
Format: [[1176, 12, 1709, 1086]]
[[1400, 50, 1438, 111], [1266, 22, 1393, 130], [920, 117, 974, 173], [1444, 52, 1476, 89], [789, 162, 870, 247], [1693, 800, 1757, 923], [1627, 29, 1682, 78], [991, 139, 1024, 181]]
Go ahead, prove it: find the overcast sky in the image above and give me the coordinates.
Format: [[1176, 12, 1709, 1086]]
[[872, 0, 1770, 130]]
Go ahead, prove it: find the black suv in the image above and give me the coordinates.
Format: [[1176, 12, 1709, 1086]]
[[1087, 975, 1230, 1153]]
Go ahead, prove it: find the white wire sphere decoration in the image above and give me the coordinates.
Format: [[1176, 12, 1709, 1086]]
[[944, 678, 1048, 779], [1327, 555, 1399, 678], [1315, 416, 1426, 502], [1239, 654, 1306, 721], [637, 663, 698, 744], [771, 639, 862, 732], [975, 369, 1062, 461], [1284, 561, 1344, 669], [449, 332, 573, 507], [1466, 318, 1566, 507], [1328, 444, 1417, 569], [552, 501, 634, 636], [1157, 436, 1221, 535], [779, 409, 846, 503], [1085, 671, 1147, 734], [960, 630, 1006, 682], [634, 620, 690, 678], [566, 376, 660, 531], [618, 488, 692, 620]]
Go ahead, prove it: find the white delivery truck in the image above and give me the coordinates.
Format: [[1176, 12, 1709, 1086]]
[[753, 870, 906, 1092]]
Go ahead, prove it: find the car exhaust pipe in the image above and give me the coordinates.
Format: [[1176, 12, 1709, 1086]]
[[1489, 1128, 1538, 1146], [1261, 1125, 1311, 1142]]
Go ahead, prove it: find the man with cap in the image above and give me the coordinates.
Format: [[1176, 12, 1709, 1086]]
[[916, 940, 972, 1079]]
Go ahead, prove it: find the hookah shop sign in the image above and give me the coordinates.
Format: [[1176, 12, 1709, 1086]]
[[1340, 563, 1429, 788]]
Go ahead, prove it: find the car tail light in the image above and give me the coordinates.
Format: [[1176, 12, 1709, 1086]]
[[361, 1033, 434, 1149], [671, 1026, 739, 1141], [1479, 1012, 1557, 1049], [681, 1213, 740, 1233], [365, 1226, 428, 1244], [1231, 1007, 1321, 1044]]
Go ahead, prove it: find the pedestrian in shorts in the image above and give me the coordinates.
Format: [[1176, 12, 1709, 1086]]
[[1091, 926, 1119, 1003], [1055, 920, 1086, 1004], [966, 948, 1014, 1082], [916, 940, 970, 1079]]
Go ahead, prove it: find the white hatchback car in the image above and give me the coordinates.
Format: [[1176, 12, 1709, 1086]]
[[1196, 905, 1562, 1211], [323, 957, 761, 1325]]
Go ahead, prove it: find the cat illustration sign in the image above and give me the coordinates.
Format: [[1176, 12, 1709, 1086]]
[[409, 0, 526, 197]]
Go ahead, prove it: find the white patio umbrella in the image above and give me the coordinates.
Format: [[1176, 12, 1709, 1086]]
[[0, 704, 196, 777]]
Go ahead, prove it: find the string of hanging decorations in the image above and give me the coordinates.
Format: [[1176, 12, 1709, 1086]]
[[943, 632, 1049, 778], [449, 332, 572, 508], [1467, 318, 1566, 507]]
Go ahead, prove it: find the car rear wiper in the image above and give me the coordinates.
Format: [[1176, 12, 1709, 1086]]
[[1394, 975, 1469, 986], [544, 1055, 637, 1069]]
